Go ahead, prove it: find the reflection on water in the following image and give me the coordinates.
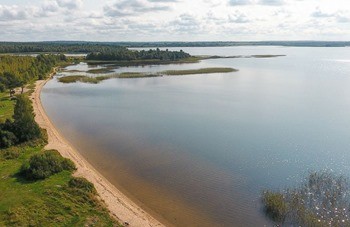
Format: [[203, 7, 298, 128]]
[[42, 46, 350, 226]]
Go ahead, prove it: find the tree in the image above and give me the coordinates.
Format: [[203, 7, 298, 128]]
[[1, 72, 21, 96], [12, 94, 41, 143]]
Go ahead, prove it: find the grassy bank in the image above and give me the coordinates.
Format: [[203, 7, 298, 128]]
[[0, 83, 118, 225], [162, 67, 237, 75]]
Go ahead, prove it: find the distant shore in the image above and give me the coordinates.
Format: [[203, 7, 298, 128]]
[[31, 75, 164, 227]]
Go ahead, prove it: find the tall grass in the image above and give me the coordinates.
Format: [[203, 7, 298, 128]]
[[162, 67, 237, 75]]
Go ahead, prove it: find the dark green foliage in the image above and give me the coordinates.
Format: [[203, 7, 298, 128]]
[[20, 150, 76, 180], [0, 54, 66, 92], [86, 47, 191, 61], [262, 172, 350, 226], [0, 129, 17, 148], [0, 42, 133, 53], [12, 95, 41, 143], [2, 149, 20, 160], [69, 177, 96, 194]]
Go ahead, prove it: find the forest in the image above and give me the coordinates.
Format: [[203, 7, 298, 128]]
[[0, 54, 66, 94], [0, 42, 127, 53], [86, 48, 191, 61]]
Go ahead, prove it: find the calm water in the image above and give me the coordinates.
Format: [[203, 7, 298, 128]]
[[41, 46, 350, 226]]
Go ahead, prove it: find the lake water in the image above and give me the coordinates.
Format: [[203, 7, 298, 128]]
[[41, 46, 350, 226]]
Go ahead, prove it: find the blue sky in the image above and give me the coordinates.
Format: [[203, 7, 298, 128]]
[[1, 0, 349, 41]]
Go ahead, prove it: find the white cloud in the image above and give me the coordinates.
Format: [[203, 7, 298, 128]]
[[0, 5, 30, 21], [0, 0, 350, 41], [104, 0, 171, 17], [56, 0, 82, 10]]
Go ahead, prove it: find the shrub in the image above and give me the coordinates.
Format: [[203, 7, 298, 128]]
[[68, 177, 96, 194], [20, 150, 76, 180], [0, 129, 17, 148], [3, 149, 20, 160]]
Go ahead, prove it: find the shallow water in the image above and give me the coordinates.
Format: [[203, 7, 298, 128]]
[[42, 46, 350, 226]]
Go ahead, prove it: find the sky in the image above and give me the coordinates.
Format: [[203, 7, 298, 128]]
[[1, 0, 350, 42]]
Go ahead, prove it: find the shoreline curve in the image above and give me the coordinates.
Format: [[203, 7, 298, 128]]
[[31, 73, 164, 227]]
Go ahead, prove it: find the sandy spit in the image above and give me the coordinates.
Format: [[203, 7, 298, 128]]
[[31, 75, 164, 227]]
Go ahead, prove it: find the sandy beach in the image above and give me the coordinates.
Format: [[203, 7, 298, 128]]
[[31, 75, 164, 227]]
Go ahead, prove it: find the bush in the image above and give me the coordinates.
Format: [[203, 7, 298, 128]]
[[20, 150, 76, 180], [68, 177, 96, 194], [3, 149, 20, 160], [0, 129, 17, 148]]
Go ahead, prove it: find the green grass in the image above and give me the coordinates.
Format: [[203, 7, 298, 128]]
[[0, 91, 119, 226], [0, 93, 15, 123], [162, 67, 238, 75]]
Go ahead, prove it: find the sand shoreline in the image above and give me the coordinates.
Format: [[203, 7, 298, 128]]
[[31, 74, 164, 227]]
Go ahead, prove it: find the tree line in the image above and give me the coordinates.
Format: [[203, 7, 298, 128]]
[[86, 48, 191, 61], [0, 54, 66, 95], [1, 41, 349, 52], [0, 42, 135, 54]]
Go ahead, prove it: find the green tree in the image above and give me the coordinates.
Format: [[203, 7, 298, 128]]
[[1, 72, 21, 96], [12, 94, 41, 143]]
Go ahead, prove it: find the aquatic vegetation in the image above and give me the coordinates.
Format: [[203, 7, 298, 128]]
[[58, 72, 161, 84], [262, 171, 350, 226], [86, 57, 201, 66], [58, 67, 237, 84], [162, 67, 237, 75], [58, 75, 102, 84], [117, 72, 160, 78], [87, 68, 114, 74]]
